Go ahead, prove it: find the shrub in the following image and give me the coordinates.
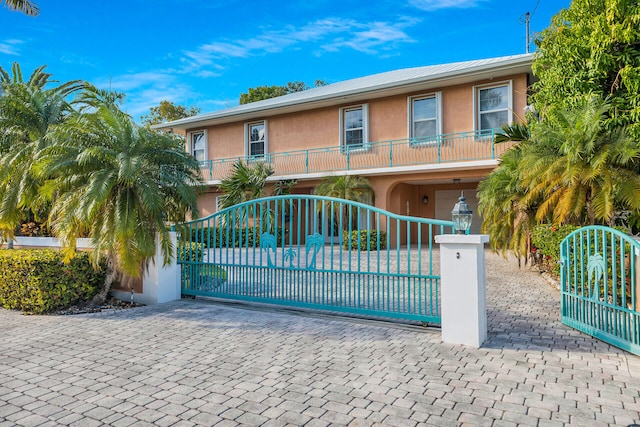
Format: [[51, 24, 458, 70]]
[[0, 249, 106, 314], [179, 242, 204, 262], [531, 224, 628, 276], [342, 230, 387, 250], [188, 227, 283, 248], [531, 224, 579, 274]]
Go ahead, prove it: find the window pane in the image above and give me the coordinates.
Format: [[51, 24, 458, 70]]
[[413, 97, 436, 121], [480, 111, 509, 130], [192, 133, 204, 150], [344, 108, 363, 130], [191, 133, 205, 160], [479, 86, 508, 111], [414, 120, 437, 138], [250, 123, 265, 142], [345, 129, 363, 146], [250, 141, 264, 156], [193, 149, 205, 162]]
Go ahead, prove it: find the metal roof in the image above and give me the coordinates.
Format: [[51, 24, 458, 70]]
[[154, 53, 533, 131]]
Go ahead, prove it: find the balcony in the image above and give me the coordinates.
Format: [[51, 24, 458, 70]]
[[198, 129, 513, 182]]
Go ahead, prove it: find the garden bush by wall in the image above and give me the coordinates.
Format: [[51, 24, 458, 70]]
[[0, 249, 106, 314], [342, 230, 388, 251]]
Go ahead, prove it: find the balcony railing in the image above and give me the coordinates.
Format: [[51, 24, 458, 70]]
[[198, 128, 513, 182]]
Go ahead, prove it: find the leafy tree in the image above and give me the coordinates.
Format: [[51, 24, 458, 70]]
[[1, 0, 38, 15], [141, 100, 201, 127], [239, 85, 288, 105], [39, 101, 202, 302], [531, 0, 640, 138], [480, 97, 640, 257], [239, 80, 329, 104], [0, 63, 84, 241], [217, 161, 298, 233], [218, 160, 274, 210], [313, 175, 374, 230], [478, 125, 537, 262], [521, 96, 640, 225]]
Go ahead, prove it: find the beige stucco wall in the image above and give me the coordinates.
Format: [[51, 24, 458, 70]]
[[188, 73, 529, 231], [188, 73, 528, 161]]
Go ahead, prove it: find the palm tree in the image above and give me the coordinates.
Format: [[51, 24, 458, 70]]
[[39, 102, 202, 302], [218, 160, 273, 210], [0, 63, 84, 241], [313, 175, 373, 231], [478, 123, 538, 262], [480, 96, 640, 260], [523, 96, 640, 225], [1, 0, 39, 16]]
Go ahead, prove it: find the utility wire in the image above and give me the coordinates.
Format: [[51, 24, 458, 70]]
[[530, 0, 542, 19]]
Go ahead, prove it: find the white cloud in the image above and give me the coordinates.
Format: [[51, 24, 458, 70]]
[[0, 39, 24, 56], [179, 16, 418, 74], [408, 0, 486, 11], [321, 20, 415, 54]]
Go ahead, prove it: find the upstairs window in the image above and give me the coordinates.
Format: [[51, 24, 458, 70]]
[[188, 130, 207, 161], [340, 104, 368, 150], [245, 120, 267, 158], [476, 82, 512, 133], [409, 93, 441, 144]]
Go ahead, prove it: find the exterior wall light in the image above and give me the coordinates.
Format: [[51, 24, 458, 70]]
[[451, 191, 472, 234], [422, 195, 429, 205]]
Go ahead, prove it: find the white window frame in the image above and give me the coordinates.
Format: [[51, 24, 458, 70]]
[[187, 130, 207, 162], [244, 120, 268, 160], [339, 104, 369, 152], [473, 81, 513, 136], [215, 195, 223, 212], [408, 92, 442, 146]]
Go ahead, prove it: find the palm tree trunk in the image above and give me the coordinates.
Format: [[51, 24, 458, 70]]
[[91, 256, 117, 306]]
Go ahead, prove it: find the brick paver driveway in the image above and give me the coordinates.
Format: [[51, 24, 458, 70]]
[[1, 251, 639, 426]]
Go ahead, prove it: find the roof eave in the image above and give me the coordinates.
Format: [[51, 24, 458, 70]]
[[153, 55, 533, 132]]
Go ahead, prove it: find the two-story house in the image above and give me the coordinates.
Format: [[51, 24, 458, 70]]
[[155, 53, 533, 239]]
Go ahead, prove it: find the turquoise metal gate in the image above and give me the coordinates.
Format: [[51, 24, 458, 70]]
[[177, 195, 454, 323], [560, 226, 640, 355]]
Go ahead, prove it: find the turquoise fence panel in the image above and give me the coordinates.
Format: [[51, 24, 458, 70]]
[[176, 195, 455, 324], [560, 226, 640, 356]]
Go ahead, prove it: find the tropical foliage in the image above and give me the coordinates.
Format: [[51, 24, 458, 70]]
[[314, 175, 374, 231], [0, 62, 203, 303], [0, 63, 84, 240], [239, 80, 328, 104], [531, 0, 640, 139], [40, 102, 202, 277], [141, 100, 201, 128], [479, 97, 640, 259], [217, 160, 274, 210], [217, 160, 297, 209], [1, 0, 39, 15], [480, 1, 640, 262]]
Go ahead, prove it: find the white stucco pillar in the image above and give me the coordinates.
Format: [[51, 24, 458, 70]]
[[137, 231, 181, 305], [434, 234, 489, 348]]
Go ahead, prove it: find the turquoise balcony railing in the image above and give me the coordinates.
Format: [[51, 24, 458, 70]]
[[198, 128, 512, 181]]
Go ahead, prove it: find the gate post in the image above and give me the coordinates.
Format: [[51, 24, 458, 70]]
[[435, 234, 489, 348], [139, 231, 181, 305]]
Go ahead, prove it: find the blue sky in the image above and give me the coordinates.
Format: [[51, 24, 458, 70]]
[[1, 0, 571, 121]]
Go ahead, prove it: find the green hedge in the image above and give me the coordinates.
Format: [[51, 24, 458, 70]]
[[0, 249, 106, 314], [188, 227, 283, 248], [531, 224, 579, 274], [179, 242, 205, 262], [531, 224, 628, 275], [342, 230, 387, 251]]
